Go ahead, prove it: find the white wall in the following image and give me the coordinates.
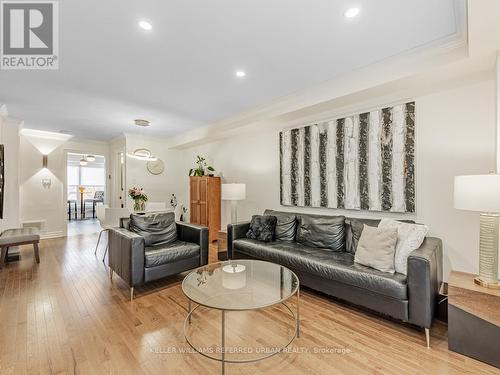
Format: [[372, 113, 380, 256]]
[[18, 131, 185, 237], [125, 134, 184, 215], [20, 136, 110, 237], [0, 115, 21, 231], [177, 76, 497, 280]]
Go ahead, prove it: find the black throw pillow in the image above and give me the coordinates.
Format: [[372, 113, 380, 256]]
[[345, 218, 365, 254], [129, 212, 177, 247], [246, 215, 277, 242]]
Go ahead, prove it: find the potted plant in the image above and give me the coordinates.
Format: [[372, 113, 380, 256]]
[[129, 187, 148, 212], [189, 155, 215, 177]]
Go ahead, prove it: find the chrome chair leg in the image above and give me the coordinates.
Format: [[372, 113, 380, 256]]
[[94, 229, 105, 255], [102, 243, 109, 262]]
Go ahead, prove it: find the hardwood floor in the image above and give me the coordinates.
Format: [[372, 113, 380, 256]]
[[0, 233, 497, 374]]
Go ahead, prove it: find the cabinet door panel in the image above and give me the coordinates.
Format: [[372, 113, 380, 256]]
[[190, 178, 199, 202], [190, 178, 200, 224], [199, 179, 208, 204], [199, 202, 208, 226]]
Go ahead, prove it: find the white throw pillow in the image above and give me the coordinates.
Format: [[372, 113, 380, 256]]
[[354, 225, 398, 273], [378, 219, 429, 275]]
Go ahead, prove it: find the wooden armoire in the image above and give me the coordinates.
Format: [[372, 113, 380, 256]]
[[189, 176, 221, 242]]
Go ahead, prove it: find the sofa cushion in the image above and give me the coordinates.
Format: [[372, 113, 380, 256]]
[[297, 215, 345, 251], [264, 210, 297, 242], [144, 240, 200, 267], [246, 215, 277, 242], [232, 238, 407, 300], [378, 219, 429, 275], [345, 218, 367, 254], [129, 212, 177, 247], [354, 225, 398, 273]]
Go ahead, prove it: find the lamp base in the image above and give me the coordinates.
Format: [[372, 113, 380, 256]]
[[230, 200, 238, 224], [474, 277, 500, 289], [477, 213, 500, 289]]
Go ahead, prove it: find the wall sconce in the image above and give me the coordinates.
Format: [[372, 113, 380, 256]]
[[41, 178, 51, 189], [42, 154, 48, 169]]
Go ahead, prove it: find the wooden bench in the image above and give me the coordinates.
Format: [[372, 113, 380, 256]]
[[0, 228, 40, 269]]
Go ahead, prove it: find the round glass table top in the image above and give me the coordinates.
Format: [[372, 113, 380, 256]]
[[182, 260, 299, 311]]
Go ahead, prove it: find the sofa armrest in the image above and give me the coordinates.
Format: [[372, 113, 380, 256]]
[[108, 228, 145, 287], [176, 222, 209, 266], [407, 237, 443, 328], [227, 222, 250, 259]]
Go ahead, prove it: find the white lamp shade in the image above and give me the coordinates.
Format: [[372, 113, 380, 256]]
[[454, 174, 500, 212], [222, 183, 246, 201]]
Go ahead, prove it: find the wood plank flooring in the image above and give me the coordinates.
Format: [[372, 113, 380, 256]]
[[0, 232, 498, 374]]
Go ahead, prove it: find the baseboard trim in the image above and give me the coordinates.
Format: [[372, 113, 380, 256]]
[[41, 231, 64, 239]]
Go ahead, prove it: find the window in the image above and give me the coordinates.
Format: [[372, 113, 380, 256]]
[[67, 165, 105, 200]]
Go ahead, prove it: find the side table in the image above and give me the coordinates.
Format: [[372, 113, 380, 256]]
[[448, 271, 500, 368]]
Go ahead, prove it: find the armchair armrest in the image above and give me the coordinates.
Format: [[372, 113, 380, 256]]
[[227, 222, 250, 259], [108, 228, 145, 287], [407, 237, 443, 328], [176, 222, 209, 266]]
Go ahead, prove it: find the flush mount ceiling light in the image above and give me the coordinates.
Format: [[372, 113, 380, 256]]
[[134, 119, 151, 127], [86, 155, 96, 162], [344, 7, 360, 18], [126, 119, 157, 161], [127, 148, 158, 161], [138, 20, 152, 31], [235, 70, 246, 78], [79, 158, 88, 166]]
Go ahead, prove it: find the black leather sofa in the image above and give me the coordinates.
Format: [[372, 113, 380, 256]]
[[228, 209, 442, 347], [108, 216, 208, 301]]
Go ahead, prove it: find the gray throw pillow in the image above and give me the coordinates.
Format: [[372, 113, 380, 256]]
[[246, 215, 277, 242], [129, 212, 177, 247], [297, 215, 345, 251], [354, 225, 398, 273]]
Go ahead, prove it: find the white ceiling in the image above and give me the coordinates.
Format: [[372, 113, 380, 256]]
[[0, 0, 465, 140]]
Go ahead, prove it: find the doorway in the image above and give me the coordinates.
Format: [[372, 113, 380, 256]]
[[66, 152, 106, 236]]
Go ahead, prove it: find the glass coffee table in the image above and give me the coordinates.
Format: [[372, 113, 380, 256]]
[[182, 259, 300, 374]]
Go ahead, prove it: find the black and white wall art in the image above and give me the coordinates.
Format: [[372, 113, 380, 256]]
[[279, 101, 415, 213]]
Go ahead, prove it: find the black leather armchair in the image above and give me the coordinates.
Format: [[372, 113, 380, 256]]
[[228, 210, 443, 348], [108, 219, 208, 300]]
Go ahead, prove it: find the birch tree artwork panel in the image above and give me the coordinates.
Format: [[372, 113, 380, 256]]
[[279, 101, 415, 213]]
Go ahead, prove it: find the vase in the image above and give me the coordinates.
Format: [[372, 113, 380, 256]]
[[134, 200, 145, 212]]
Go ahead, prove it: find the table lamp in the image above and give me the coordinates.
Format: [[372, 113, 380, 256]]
[[454, 174, 500, 289], [221, 183, 246, 224]]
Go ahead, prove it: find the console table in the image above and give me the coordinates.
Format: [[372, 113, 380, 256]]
[[448, 271, 500, 368]]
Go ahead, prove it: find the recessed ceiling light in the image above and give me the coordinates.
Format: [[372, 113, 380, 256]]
[[235, 70, 246, 78], [138, 20, 152, 31], [344, 7, 360, 19]]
